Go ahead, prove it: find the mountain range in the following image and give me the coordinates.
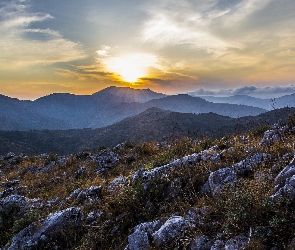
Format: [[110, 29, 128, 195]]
[[0, 86, 269, 131], [191, 93, 295, 110], [1, 106, 294, 155]]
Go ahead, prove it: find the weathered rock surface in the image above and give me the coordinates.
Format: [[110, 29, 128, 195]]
[[188, 235, 212, 250], [270, 157, 295, 201], [8, 207, 83, 250], [225, 234, 249, 250], [152, 216, 189, 246], [93, 149, 120, 173]]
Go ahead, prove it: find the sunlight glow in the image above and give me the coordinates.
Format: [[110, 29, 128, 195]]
[[105, 54, 157, 82]]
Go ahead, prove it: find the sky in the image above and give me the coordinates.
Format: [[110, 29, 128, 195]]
[[0, 0, 295, 100]]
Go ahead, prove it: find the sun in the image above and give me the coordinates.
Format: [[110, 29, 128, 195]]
[[105, 53, 156, 82]]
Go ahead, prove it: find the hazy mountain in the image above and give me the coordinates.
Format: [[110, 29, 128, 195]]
[[0, 87, 266, 131], [191, 93, 295, 110], [0, 107, 294, 155]]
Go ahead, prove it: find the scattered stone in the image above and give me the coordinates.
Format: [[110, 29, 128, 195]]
[[188, 235, 212, 250], [211, 239, 225, 250], [107, 176, 127, 192], [225, 234, 249, 250], [128, 230, 150, 250], [152, 216, 189, 246], [8, 207, 83, 250], [208, 167, 237, 197], [76, 186, 102, 203], [74, 167, 86, 179], [94, 149, 120, 173], [270, 157, 295, 201], [1, 179, 20, 188]]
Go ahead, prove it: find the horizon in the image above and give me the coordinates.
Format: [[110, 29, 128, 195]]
[[0, 84, 295, 101], [1, 0, 295, 100]]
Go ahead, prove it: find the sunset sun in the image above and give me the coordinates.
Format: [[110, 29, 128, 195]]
[[105, 54, 156, 83]]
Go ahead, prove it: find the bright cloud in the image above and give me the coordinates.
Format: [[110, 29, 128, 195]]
[[0, 1, 86, 69]]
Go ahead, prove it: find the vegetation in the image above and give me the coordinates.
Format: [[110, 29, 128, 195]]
[[0, 114, 295, 249]]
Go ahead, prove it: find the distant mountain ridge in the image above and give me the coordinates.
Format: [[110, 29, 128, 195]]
[[191, 93, 295, 110], [0, 87, 267, 131], [0, 107, 294, 155]]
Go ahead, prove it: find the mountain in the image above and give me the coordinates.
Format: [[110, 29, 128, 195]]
[[0, 107, 294, 155], [0, 88, 267, 131], [191, 93, 295, 110]]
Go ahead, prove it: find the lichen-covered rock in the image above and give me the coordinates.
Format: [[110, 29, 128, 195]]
[[94, 149, 120, 173], [107, 176, 127, 192], [225, 234, 249, 250], [132, 146, 219, 185], [270, 157, 295, 201], [134, 220, 163, 234], [233, 153, 270, 177], [0, 195, 33, 217], [188, 235, 212, 250], [152, 216, 188, 246], [208, 167, 237, 197], [8, 207, 83, 250], [128, 230, 150, 250], [76, 186, 101, 203], [210, 239, 225, 250]]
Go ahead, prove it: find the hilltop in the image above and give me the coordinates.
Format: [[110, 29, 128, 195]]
[[0, 113, 295, 249]]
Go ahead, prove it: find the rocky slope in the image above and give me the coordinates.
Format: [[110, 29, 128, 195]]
[[0, 114, 295, 249]]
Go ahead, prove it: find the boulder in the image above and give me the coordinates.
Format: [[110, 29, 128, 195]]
[[94, 149, 120, 173], [8, 207, 83, 250], [208, 167, 237, 197], [225, 234, 249, 250], [188, 235, 212, 250], [270, 157, 295, 201], [152, 216, 188, 246], [128, 230, 150, 250]]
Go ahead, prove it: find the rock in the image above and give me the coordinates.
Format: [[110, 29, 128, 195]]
[[270, 157, 295, 201], [107, 176, 127, 192], [85, 210, 103, 225], [208, 167, 237, 197], [132, 146, 219, 185], [188, 235, 212, 250], [8, 207, 83, 250], [94, 149, 120, 173], [0, 195, 32, 217], [1, 179, 20, 188], [233, 153, 270, 177], [225, 234, 249, 250], [152, 216, 188, 246], [128, 230, 150, 250], [134, 220, 163, 234], [74, 167, 86, 179], [76, 186, 101, 203], [210, 239, 224, 250]]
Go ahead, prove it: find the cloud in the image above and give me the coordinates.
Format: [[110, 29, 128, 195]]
[[189, 85, 295, 98], [0, 0, 86, 69]]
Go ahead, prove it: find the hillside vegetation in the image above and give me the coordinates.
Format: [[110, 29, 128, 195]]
[[0, 114, 295, 249]]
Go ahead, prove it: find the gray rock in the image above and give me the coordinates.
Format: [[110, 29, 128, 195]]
[[107, 176, 127, 192], [8, 207, 83, 250], [210, 239, 224, 250], [94, 149, 120, 173], [233, 153, 270, 177], [1, 179, 20, 188], [225, 234, 248, 250], [270, 157, 295, 201], [152, 216, 188, 246], [128, 230, 150, 250], [74, 167, 86, 179], [76, 186, 101, 203], [189, 235, 212, 250], [208, 167, 237, 197], [0, 195, 32, 217], [134, 220, 163, 235]]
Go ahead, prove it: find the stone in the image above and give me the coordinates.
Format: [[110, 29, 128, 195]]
[[8, 207, 83, 250], [210, 240, 224, 250], [208, 167, 237, 197], [152, 216, 188, 246], [225, 234, 249, 250], [188, 235, 212, 250], [107, 176, 127, 192], [94, 149, 120, 173], [128, 230, 150, 250], [1, 179, 20, 188]]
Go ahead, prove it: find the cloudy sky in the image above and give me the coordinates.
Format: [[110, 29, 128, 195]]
[[0, 0, 295, 99]]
